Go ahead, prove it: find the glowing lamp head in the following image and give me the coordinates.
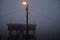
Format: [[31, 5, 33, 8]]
[[22, 1, 27, 5]]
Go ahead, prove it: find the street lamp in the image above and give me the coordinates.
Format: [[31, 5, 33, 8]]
[[22, 1, 27, 5], [22, 0, 29, 39]]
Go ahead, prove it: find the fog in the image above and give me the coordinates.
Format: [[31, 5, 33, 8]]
[[0, 0, 60, 40]]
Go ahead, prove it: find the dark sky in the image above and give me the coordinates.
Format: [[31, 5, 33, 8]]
[[0, 0, 60, 40]]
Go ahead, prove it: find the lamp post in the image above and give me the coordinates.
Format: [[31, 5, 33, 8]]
[[22, 0, 29, 39]]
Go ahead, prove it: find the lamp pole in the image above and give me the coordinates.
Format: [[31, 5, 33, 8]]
[[22, 1, 29, 40], [26, 4, 29, 39]]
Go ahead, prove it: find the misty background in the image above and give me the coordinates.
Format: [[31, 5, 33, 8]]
[[0, 0, 60, 40]]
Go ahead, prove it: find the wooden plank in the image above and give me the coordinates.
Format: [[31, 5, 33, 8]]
[[7, 23, 36, 31]]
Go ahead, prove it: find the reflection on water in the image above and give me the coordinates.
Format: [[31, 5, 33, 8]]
[[8, 32, 60, 40], [8, 34, 36, 40]]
